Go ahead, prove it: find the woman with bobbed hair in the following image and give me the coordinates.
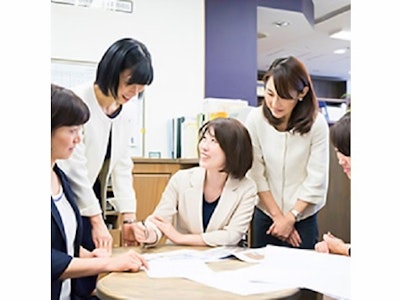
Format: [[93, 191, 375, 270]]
[[57, 37, 153, 294], [246, 56, 330, 250], [51, 84, 148, 300], [57, 37, 154, 250], [133, 117, 257, 247]]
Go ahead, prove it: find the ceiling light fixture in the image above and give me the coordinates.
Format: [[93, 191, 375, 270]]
[[330, 30, 351, 41], [334, 48, 347, 54], [273, 21, 290, 28]]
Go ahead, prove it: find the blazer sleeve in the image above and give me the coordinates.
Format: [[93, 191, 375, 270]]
[[143, 170, 182, 247], [57, 140, 102, 216], [245, 108, 271, 193], [297, 112, 330, 205], [51, 248, 72, 281]]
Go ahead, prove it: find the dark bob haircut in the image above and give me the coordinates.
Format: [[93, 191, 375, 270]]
[[330, 111, 350, 157], [262, 56, 318, 135], [198, 118, 253, 179], [95, 38, 154, 99], [51, 83, 90, 132]]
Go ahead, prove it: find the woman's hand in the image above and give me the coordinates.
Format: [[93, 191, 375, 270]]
[[90, 214, 113, 253], [108, 250, 149, 272], [132, 221, 157, 244], [320, 232, 350, 256], [267, 214, 302, 247], [150, 215, 182, 244]]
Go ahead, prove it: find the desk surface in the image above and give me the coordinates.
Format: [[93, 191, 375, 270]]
[[96, 245, 300, 300]]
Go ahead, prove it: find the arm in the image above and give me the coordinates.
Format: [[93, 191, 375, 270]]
[[109, 115, 138, 246], [57, 139, 112, 251], [133, 170, 182, 248], [59, 249, 148, 280]]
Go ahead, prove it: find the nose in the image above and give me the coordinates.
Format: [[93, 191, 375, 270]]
[[130, 85, 145, 95], [199, 139, 208, 150], [74, 131, 82, 144]]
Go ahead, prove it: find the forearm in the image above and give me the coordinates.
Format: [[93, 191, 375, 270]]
[[60, 257, 112, 279], [174, 233, 207, 246], [258, 190, 282, 219]]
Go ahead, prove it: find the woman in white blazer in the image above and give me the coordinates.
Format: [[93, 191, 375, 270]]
[[133, 118, 257, 247], [245, 56, 329, 250]]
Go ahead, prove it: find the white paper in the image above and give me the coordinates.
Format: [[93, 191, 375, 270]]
[[248, 245, 351, 299]]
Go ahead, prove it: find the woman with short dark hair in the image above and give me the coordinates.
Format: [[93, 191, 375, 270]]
[[132, 117, 257, 247], [57, 37, 154, 294]]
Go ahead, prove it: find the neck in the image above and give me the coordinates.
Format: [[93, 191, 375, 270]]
[[94, 84, 120, 115], [204, 169, 228, 202]]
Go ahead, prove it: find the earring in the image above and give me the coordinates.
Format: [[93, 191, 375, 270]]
[[299, 97, 303, 101]]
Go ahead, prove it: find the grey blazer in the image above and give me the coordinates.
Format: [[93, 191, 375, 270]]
[[145, 167, 257, 247]]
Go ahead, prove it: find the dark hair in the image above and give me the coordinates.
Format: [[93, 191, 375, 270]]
[[51, 84, 90, 132], [95, 38, 154, 98], [331, 111, 350, 156], [198, 118, 253, 179], [261, 56, 318, 134]]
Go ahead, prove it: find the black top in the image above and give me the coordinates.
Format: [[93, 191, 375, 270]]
[[202, 194, 220, 231]]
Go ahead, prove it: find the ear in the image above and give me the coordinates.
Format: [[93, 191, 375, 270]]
[[299, 86, 309, 99]]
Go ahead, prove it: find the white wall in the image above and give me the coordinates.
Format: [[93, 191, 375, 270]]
[[51, 0, 205, 158]]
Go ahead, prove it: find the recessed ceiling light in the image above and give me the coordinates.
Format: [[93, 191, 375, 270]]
[[334, 48, 347, 54], [273, 21, 290, 28], [330, 30, 351, 41]]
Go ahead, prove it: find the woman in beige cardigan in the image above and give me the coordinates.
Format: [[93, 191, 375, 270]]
[[133, 118, 257, 247]]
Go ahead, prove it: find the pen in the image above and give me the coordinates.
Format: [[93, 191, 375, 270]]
[[142, 221, 149, 240]]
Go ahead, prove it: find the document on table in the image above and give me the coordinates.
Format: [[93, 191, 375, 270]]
[[143, 247, 297, 296], [142, 245, 350, 298], [247, 245, 351, 300]]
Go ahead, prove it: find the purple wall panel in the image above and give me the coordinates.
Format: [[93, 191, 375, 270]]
[[205, 0, 258, 106]]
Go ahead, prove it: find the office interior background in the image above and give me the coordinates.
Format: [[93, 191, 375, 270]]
[[5, 0, 399, 298]]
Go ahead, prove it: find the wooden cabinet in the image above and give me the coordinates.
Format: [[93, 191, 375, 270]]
[[132, 158, 198, 221]]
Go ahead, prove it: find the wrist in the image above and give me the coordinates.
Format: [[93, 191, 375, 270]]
[[122, 212, 136, 224], [89, 214, 105, 225], [289, 209, 302, 222]]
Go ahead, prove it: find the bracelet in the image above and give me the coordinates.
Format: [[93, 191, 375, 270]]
[[123, 219, 136, 224]]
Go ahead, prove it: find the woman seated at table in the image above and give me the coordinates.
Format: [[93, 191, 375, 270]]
[[133, 117, 257, 247], [51, 84, 148, 300], [315, 111, 351, 256]]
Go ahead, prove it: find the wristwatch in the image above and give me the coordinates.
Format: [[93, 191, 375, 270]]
[[290, 209, 302, 222]]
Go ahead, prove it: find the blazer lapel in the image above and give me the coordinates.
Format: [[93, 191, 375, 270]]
[[184, 167, 206, 232], [51, 199, 67, 244], [206, 176, 241, 231]]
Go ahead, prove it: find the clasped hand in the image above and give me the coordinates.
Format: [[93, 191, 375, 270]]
[[267, 214, 302, 247]]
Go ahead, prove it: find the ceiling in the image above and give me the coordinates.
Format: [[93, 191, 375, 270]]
[[257, 0, 351, 80]]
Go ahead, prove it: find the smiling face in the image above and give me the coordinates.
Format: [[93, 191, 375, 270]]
[[51, 125, 82, 161], [264, 76, 299, 124], [115, 69, 145, 105], [198, 127, 226, 171]]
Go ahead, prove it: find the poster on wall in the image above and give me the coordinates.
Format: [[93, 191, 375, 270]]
[[51, 58, 145, 157]]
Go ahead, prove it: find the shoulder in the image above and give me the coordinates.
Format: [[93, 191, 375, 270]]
[[228, 174, 257, 192], [311, 112, 330, 133], [171, 167, 204, 186], [71, 82, 95, 105], [246, 105, 263, 120]]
